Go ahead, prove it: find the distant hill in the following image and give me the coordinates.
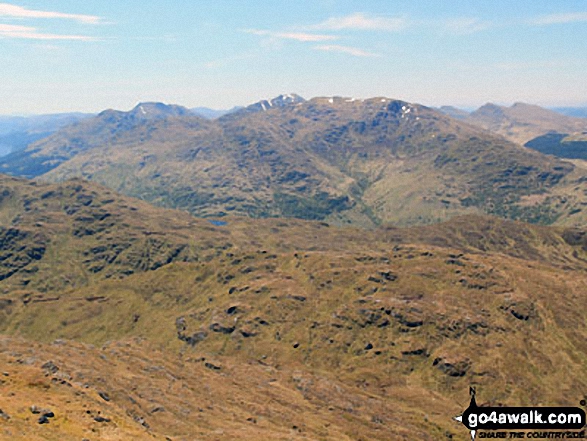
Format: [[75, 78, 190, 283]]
[[0, 112, 92, 156], [437, 105, 470, 120], [465, 102, 587, 144], [104, 101, 192, 120], [551, 106, 587, 118], [189, 94, 304, 120], [3, 96, 587, 227], [228, 93, 306, 116], [191, 106, 242, 119]]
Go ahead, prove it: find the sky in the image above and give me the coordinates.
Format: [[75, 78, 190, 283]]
[[0, 0, 586, 115]]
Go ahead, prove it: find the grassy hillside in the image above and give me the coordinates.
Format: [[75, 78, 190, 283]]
[[0, 335, 461, 441], [1, 176, 587, 439]]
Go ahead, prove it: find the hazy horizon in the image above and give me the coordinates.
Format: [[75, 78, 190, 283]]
[[2, 96, 587, 118]]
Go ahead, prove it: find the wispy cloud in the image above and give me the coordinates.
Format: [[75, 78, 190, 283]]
[[0, 3, 102, 24], [314, 44, 381, 58], [312, 12, 407, 32], [245, 29, 338, 42], [0, 23, 96, 40], [441, 17, 492, 35], [529, 12, 587, 25]]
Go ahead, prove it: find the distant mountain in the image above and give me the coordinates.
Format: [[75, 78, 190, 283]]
[[226, 93, 306, 117], [189, 94, 305, 119], [2, 95, 587, 227], [437, 105, 470, 120], [0, 102, 203, 178], [0, 112, 91, 134], [464, 102, 587, 159], [551, 107, 587, 118], [466, 102, 587, 144], [0, 112, 92, 156], [103, 102, 192, 121], [191, 106, 242, 119]]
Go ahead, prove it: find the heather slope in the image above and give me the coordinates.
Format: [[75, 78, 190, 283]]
[[0, 176, 587, 439]]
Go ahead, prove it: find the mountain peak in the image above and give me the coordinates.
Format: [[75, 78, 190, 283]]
[[95, 102, 192, 125], [241, 94, 306, 114], [271, 93, 305, 105], [470, 103, 506, 120], [438, 105, 470, 120], [475, 102, 504, 112], [130, 102, 191, 118]]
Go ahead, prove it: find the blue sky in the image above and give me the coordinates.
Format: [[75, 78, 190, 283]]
[[0, 0, 586, 114]]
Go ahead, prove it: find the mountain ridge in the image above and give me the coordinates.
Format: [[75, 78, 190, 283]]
[[1, 95, 587, 228], [465, 101, 587, 144]]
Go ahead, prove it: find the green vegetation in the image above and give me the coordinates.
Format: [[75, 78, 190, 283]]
[[525, 132, 587, 160], [274, 191, 352, 220], [0, 148, 66, 178]]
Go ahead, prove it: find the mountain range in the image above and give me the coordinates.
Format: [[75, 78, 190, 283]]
[[2, 95, 587, 228], [453, 102, 587, 161], [191, 106, 242, 119], [437, 102, 587, 145]]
